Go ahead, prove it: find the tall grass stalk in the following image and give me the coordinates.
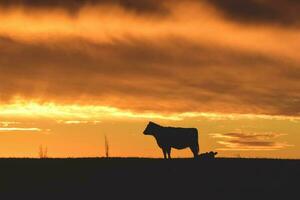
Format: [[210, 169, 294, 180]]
[[39, 145, 48, 158], [104, 135, 109, 158]]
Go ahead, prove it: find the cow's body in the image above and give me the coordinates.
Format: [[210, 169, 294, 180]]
[[143, 122, 199, 159]]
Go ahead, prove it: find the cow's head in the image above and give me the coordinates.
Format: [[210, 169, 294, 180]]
[[209, 151, 218, 157], [143, 121, 159, 135]]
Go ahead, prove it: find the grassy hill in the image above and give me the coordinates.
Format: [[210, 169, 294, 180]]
[[0, 158, 299, 199]]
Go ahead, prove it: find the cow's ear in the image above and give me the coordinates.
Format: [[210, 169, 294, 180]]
[[214, 152, 218, 155]]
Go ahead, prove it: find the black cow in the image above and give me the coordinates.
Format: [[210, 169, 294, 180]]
[[143, 121, 199, 159]]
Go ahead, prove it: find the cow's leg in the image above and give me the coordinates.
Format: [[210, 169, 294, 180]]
[[162, 148, 167, 159], [190, 144, 199, 158], [166, 147, 171, 159]]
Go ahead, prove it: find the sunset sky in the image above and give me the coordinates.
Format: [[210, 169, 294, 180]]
[[0, 0, 299, 158]]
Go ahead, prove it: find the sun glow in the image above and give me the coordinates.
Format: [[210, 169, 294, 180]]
[[0, 99, 182, 120], [1, 99, 300, 122]]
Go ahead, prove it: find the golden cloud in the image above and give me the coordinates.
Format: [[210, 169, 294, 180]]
[[0, 1, 299, 117]]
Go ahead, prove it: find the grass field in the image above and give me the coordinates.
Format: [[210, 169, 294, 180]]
[[0, 158, 299, 199]]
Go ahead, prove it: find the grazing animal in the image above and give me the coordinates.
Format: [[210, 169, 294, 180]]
[[199, 151, 218, 159], [143, 121, 199, 159]]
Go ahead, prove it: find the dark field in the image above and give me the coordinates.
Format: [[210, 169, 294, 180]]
[[0, 158, 299, 199]]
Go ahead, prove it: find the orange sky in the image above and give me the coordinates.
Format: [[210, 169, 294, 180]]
[[0, 0, 299, 158]]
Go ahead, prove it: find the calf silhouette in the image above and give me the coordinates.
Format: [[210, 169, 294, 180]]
[[143, 121, 199, 159], [199, 151, 218, 159]]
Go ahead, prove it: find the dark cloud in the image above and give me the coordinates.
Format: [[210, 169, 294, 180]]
[[0, 0, 168, 15], [207, 0, 300, 26], [224, 132, 281, 140], [0, 36, 299, 116], [1, 0, 300, 26], [210, 132, 291, 150]]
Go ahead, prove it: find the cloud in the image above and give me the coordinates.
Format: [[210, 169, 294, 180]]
[[0, 127, 42, 132], [0, 0, 168, 15], [210, 132, 292, 151], [0, 121, 20, 127], [58, 120, 101, 124], [1, 0, 299, 26], [1, 36, 299, 117], [207, 0, 300, 26], [0, 1, 299, 117]]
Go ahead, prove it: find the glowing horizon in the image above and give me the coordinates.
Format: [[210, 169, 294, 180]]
[[0, 99, 298, 159]]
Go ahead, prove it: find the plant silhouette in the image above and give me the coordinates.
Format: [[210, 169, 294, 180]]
[[104, 134, 109, 158], [39, 145, 48, 159]]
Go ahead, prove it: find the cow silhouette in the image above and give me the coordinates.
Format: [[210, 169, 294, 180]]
[[143, 121, 199, 159]]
